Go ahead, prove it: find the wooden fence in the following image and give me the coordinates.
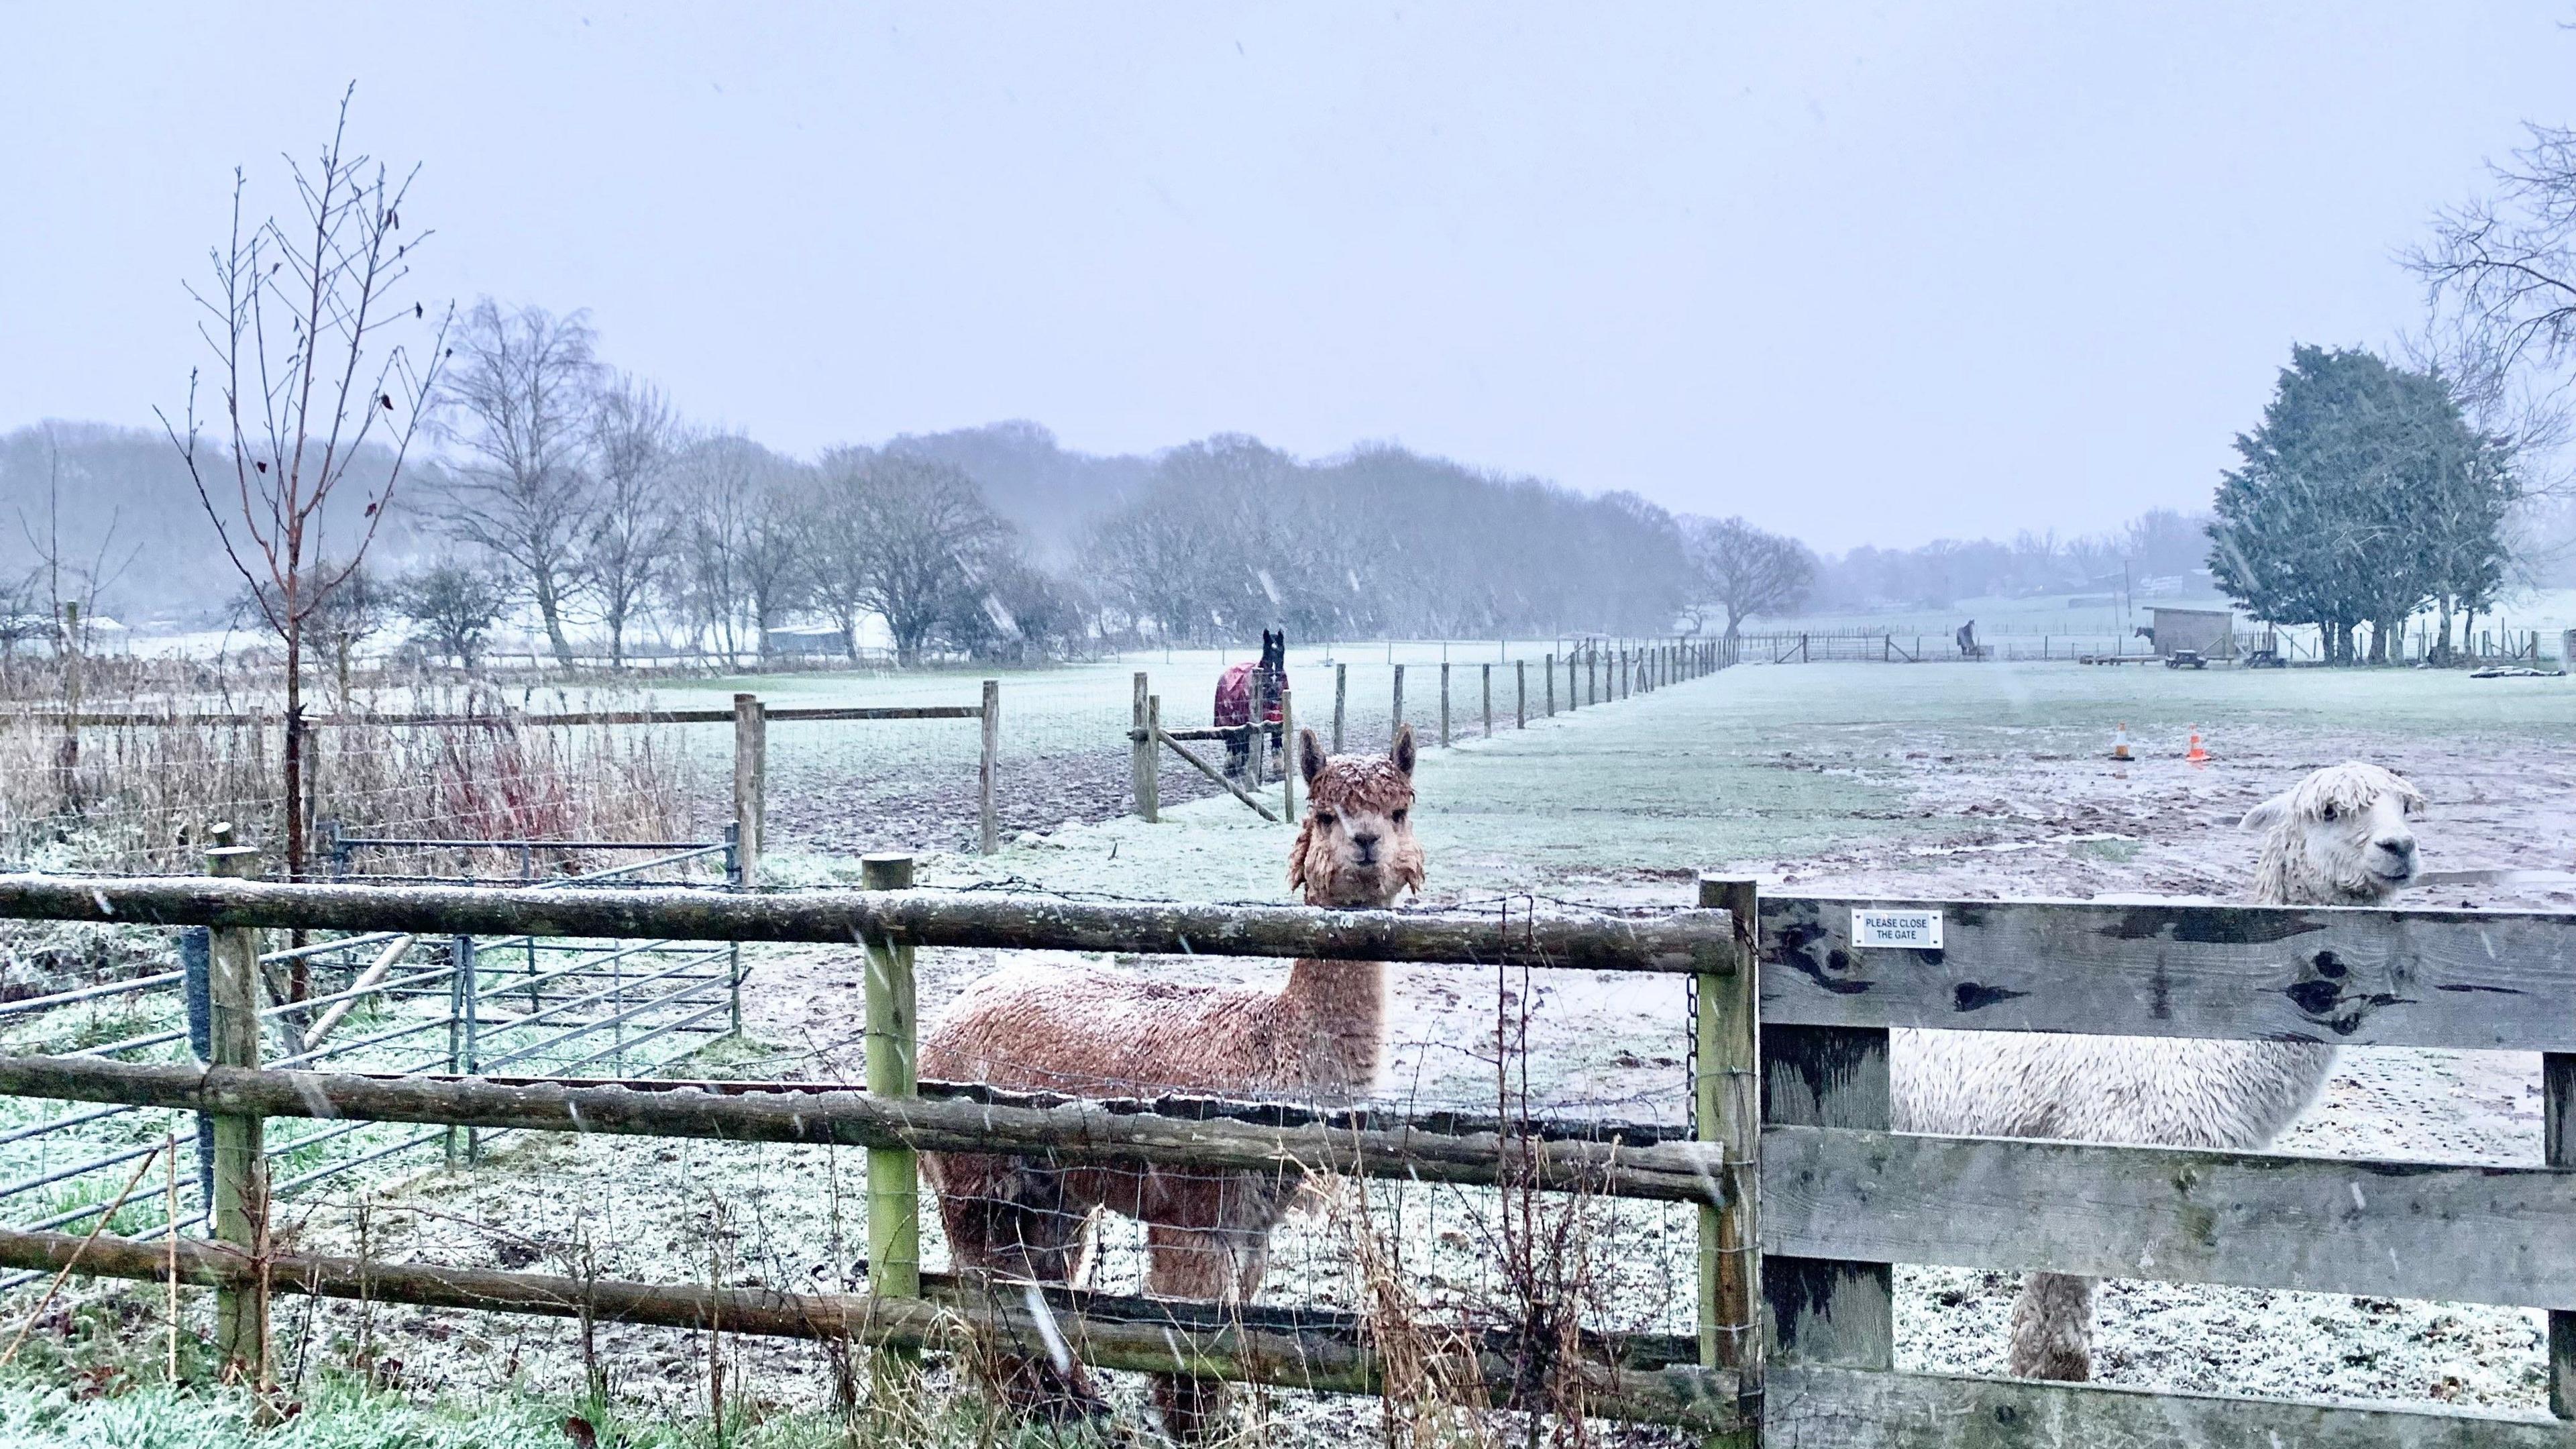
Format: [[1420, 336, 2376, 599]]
[[0, 873, 2567, 1444], [1126, 638, 1737, 822], [14, 686, 1004, 860]]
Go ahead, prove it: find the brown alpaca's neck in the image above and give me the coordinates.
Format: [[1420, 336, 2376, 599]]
[[1277, 957, 1387, 1093]]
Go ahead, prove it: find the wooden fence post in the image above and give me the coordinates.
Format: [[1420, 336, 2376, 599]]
[[1439, 663, 1451, 747], [207, 843, 270, 1388], [732, 694, 765, 890], [862, 852, 922, 1366], [2549, 1051, 2575, 1418], [1515, 659, 1527, 727], [1697, 875, 1763, 1442], [445, 934, 476, 1165], [1392, 664, 1405, 743], [1332, 663, 1348, 755], [1280, 685, 1297, 820], [1481, 663, 1493, 737], [979, 679, 1000, 856], [1131, 672, 1157, 822]]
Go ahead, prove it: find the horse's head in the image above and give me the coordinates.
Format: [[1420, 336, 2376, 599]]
[[1260, 629, 1285, 671]]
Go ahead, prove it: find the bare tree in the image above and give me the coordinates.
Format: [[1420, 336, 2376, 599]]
[[739, 460, 812, 661], [586, 376, 676, 666], [670, 434, 747, 661], [157, 89, 449, 888], [2414, 127, 2576, 386], [1683, 515, 1816, 638], [819, 453, 1008, 666], [670, 432, 806, 661], [431, 301, 600, 669], [802, 446, 875, 661], [17, 426, 140, 806]]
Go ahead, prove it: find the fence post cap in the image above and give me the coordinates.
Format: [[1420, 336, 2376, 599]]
[[861, 853, 916, 890], [207, 845, 262, 877]]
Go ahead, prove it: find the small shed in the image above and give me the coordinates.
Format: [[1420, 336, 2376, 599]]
[[2150, 607, 2234, 659]]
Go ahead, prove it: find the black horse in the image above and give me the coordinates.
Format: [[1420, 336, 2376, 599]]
[[1215, 629, 1287, 782]]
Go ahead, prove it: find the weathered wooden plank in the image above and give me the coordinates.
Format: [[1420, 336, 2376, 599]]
[[765, 705, 983, 722], [1761, 894, 2576, 1051], [0, 1055, 1722, 1201], [1132, 724, 1259, 743], [862, 853, 921, 1307], [1764, 1364, 2576, 1448], [1130, 674, 1158, 821], [1762, 1020, 1894, 1371], [1697, 877, 1763, 1410], [2548, 1051, 2575, 1417], [1764, 1124, 2576, 1310], [977, 680, 1000, 856], [17, 705, 985, 728], [0, 1224, 1739, 1430], [205, 846, 268, 1381], [1156, 721, 1283, 821], [0, 875, 1739, 975]]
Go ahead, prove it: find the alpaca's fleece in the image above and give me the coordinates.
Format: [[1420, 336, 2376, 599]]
[[916, 728, 1422, 1431], [1892, 760, 2428, 1380]]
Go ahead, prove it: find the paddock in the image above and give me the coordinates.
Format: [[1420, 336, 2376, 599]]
[[1, 659, 2572, 1441]]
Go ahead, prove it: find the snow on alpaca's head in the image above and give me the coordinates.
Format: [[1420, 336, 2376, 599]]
[[1289, 724, 1424, 908], [2240, 761, 2426, 904]]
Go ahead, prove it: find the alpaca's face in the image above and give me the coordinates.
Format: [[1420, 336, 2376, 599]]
[[2241, 761, 2426, 900], [1291, 724, 1424, 908]]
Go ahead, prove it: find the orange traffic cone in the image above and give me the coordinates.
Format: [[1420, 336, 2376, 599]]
[[2110, 722, 2133, 761], [2186, 731, 2210, 765]]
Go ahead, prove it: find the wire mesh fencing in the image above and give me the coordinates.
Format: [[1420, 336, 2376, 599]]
[[0, 875, 1749, 1440], [0, 850, 749, 1291]]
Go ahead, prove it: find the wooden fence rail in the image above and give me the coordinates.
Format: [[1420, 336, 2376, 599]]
[[0, 869, 2569, 1444], [1120, 637, 1732, 823], [0, 1222, 1735, 1429], [1758, 893, 2576, 1051], [9, 704, 987, 728], [0, 875, 1742, 975], [0, 1055, 1720, 1201]]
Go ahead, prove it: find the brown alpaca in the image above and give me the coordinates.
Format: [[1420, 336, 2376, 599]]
[[919, 724, 1424, 1435]]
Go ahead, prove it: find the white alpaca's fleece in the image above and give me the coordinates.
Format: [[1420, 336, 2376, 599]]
[[1890, 760, 2426, 1379]]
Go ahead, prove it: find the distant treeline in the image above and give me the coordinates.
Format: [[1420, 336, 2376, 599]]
[[1081, 435, 1688, 642], [1808, 508, 2216, 612], [0, 400, 1693, 658]]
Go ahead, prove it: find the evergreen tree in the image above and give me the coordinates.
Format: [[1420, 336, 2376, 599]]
[[2208, 345, 2514, 663]]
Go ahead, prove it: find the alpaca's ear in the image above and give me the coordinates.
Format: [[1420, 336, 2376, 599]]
[[1299, 727, 1324, 785], [1391, 723, 1416, 777], [2239, 792, 2292, 833]]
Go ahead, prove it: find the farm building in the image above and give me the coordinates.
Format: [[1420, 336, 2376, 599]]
[[2149, 605, 2233, 658]]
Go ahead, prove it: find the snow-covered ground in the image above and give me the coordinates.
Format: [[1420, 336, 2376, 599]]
[[31, 655, 2576, 1430]]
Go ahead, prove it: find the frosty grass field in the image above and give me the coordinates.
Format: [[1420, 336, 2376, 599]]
[[729, 653, 2576, 1410], [11, 653, 2575, 1442]]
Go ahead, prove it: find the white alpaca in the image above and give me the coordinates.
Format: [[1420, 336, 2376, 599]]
[[1892, 761, 2426, 1380]]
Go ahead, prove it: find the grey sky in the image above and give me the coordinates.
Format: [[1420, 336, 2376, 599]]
[[3, 3, 2569, 549]]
